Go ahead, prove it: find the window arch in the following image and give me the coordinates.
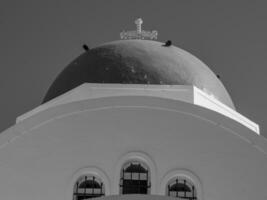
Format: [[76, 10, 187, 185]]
[[167, 177, 197, 200], [120, 161, 151, 194], [73, 175, 105, 200]]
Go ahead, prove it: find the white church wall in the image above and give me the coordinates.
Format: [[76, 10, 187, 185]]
[[0, 96, 266, 200], [16, 84, 259, 136]]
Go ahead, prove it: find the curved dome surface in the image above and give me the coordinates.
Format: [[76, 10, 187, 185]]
[[43, 40, 235, 109]]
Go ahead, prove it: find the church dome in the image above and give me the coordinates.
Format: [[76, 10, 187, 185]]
[[43, 40, 235, 109]]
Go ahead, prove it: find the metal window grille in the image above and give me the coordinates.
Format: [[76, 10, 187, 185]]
[[120, 162, 151, 194], [167, 178, 197, 200], [73, 175, 105, 200]]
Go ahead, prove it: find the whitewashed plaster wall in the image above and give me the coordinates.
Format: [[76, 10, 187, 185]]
[[0, 96, 266, 200]]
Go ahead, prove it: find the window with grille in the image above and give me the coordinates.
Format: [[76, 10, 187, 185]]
[[120, 161, 151, 194], [167, 178, 197, 200], [73, 175, 105, 200]]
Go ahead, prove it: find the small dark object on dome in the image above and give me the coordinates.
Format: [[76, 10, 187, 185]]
[[216, 74, 220, 79], [163, 40, 172, 47], [83, 44, 90, 51]]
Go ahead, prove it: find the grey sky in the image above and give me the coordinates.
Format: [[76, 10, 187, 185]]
[[1, 0, 266, 138]]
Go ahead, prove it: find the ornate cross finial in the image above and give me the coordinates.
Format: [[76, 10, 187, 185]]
[[135, 18, 143, 34], [120, 18, 158, 40]]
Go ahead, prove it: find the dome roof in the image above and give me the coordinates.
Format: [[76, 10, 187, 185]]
[[43, 40, 235, 109]]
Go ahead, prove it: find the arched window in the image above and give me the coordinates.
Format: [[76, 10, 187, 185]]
[[73, 175, 105, 200], [120, 161, 151, 194], [167, 177, 197, 200]]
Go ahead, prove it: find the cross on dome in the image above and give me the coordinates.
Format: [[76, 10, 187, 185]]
[[120, 18, 158, 40], [135, 18, 143, 34]]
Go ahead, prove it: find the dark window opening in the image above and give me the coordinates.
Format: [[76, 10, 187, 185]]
[[120, 162, 151, 194], [167, 178, 197, 200], [73, 175, 105, 200]]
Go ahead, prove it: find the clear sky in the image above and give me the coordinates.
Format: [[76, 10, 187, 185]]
[[1, 0, 266, 138]]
